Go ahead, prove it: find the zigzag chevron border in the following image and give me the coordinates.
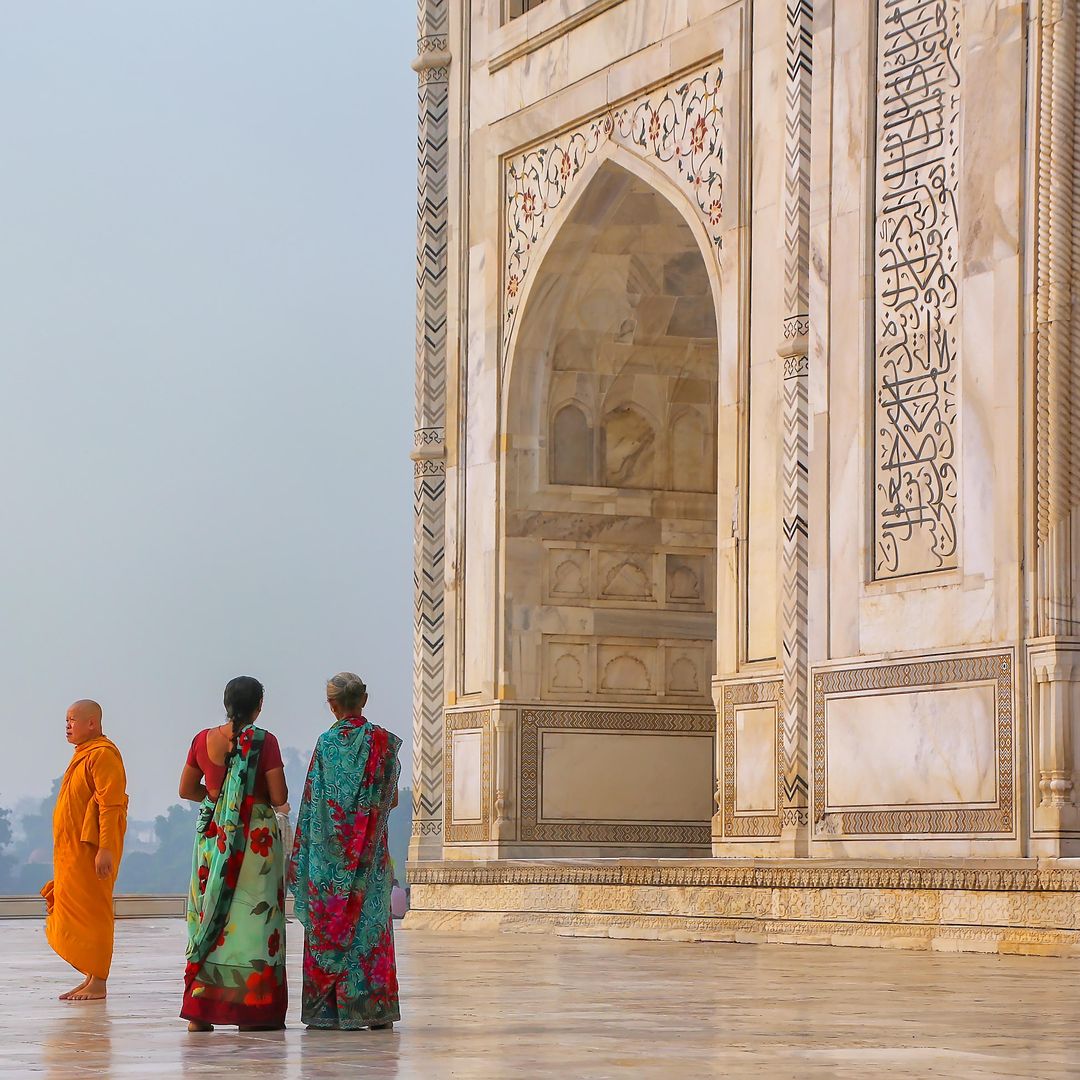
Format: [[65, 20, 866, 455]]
[[779, 0, 812, 830], [411, 0, 450, 849]]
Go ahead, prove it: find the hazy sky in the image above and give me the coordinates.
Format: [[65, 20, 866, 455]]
[[0, 2, 416, 820]]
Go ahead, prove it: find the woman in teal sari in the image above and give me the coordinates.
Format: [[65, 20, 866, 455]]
[[179, 676, 289, 1031], [290, 672, 401, 1030]]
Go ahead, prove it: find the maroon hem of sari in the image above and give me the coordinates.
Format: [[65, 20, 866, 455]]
[[180, 986, 288, 1028]]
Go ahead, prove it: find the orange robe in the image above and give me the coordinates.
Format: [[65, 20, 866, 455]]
[[41, 736, 128, 980]]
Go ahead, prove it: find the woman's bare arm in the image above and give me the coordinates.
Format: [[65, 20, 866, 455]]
[[265, 767, 288, 808], [179, 764, 208, 803]]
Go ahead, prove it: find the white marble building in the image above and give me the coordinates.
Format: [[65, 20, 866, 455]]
[[406, 0, 1080, 953]]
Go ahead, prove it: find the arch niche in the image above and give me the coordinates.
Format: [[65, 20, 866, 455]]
[[501, 156, 720, 855]]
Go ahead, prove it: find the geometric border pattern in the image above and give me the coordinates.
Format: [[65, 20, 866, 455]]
[[519, 708, 714, 845], [812, 651, 1014, 837], [721, 678, 783, 837], [444, 709, 492, 844], [407, 859, 1080, 893]]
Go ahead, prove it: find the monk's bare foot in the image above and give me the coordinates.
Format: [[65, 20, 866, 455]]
[[66, 976, 106, 1001], [187, 1021, 213, 1032], [59, 975, 91, 1000]]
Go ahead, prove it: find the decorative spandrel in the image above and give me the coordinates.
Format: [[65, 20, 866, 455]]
[[873, 0, 961, 579], [504, 65, 724, 353]]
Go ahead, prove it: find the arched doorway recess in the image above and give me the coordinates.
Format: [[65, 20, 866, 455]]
[[500, 159, 719, 856]]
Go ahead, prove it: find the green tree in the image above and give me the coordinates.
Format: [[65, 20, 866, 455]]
[[116, 803, 199, 894], [0, 806, 13, 890], [7, 778, 61, 893]]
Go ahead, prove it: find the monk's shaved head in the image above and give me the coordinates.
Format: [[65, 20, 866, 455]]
[[69, 700, 102, 724], [66, 700, 103, 745]]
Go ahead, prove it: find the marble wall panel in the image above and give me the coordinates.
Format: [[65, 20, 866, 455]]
[[665, 644, 707, 698], [811, 651, 1015, 842], [596, 549, 656, 604], [665, 552, 708, 608], [451, 731, 484, 821], [734, 704, 778, 814], [543, 638, 592, 697], [518, 708, 715, 845], [598, 642, 657, 695], [539, 731, 714, 821], [545, 545, 592, 604], [824, 684, 997, 809]]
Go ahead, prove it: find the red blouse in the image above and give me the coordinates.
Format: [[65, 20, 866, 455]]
[[186, 728, 284, 802]]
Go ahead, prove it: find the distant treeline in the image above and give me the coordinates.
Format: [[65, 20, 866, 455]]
[[0, 746, 413, 896]]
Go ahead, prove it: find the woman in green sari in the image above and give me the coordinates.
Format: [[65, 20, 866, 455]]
[[290, 672, 401, 1030], [179, 675, 289, 1031]]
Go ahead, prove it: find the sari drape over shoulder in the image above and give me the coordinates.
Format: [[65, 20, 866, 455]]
[[42, 736, 128, 980], [290, 716, 401, 1029], [181, 725, 288, 1027]]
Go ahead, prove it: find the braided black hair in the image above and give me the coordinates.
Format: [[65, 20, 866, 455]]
[[222, 675, 264, 771]]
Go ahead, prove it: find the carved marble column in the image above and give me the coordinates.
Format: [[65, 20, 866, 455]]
[[778, 0, 813, 853], [491, 706, 518, 842], [408, 0, 450, 863], [1031, 1, 1080, 847]]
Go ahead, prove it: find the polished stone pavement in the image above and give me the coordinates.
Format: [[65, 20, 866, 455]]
[[2, 919, 1079, 1078]]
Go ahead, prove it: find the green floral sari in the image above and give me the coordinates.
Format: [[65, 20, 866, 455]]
[[181, 724, 288, 1027]]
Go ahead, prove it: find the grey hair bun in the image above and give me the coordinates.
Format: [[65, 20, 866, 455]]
[[327, 671, 367, 711]]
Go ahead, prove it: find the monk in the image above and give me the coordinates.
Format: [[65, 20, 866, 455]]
[[41, 700, 128, 1001]]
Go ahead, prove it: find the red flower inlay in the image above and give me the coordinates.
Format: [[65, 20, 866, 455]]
[[690, 116, 708, 153], [521, 191, 536, 221], [648, 113, 660, 143], [250, 828, 272, 858], [508, 274, 520, 298]]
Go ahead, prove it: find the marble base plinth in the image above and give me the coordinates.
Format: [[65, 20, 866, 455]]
[[405, 859, 1080, 956]]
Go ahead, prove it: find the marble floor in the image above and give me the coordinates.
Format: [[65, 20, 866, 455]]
[[2, 919, 1080, 1078]]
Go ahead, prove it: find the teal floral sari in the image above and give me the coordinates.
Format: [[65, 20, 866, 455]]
[[181, 725, 288, 1027], [290, 715, 401, 1029]]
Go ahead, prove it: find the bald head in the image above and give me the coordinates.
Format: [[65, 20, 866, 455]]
[[66, 699, 103, 746]]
